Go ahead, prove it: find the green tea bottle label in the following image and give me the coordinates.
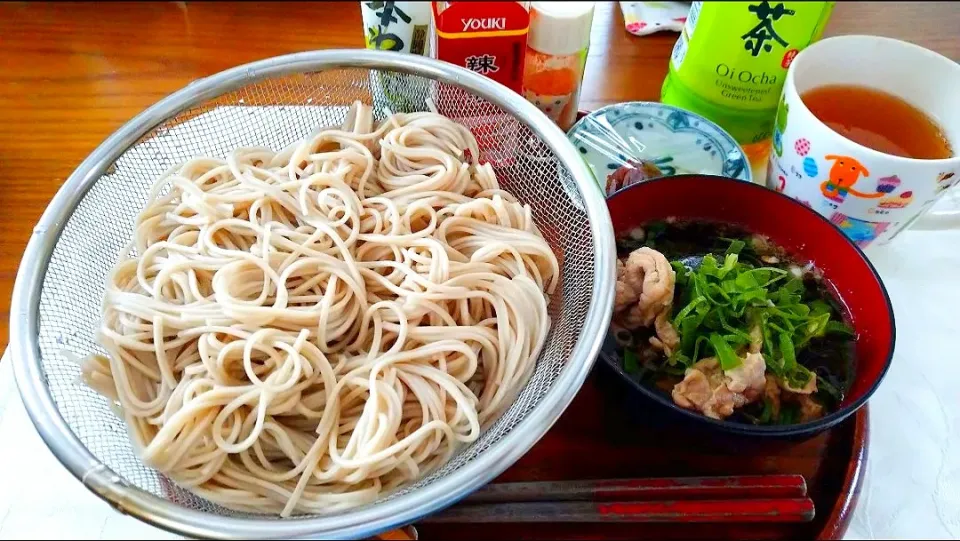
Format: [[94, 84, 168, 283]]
[[667, 1, 833, 112]]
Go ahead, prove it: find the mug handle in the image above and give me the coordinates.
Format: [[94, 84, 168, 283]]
[[909, 187, 960, 230]]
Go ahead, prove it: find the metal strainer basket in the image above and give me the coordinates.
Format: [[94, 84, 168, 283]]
[[10, 50, 615, 539]]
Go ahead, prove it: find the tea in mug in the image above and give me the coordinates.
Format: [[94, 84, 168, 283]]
[[801, 84, 952, 160]]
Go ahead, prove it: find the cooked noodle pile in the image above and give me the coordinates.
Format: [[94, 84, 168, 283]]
[[81, 102, 558, 515]]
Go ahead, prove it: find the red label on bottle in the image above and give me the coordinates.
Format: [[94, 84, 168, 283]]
[[781, 49, 799, 69], [433, 2, 530, 93]]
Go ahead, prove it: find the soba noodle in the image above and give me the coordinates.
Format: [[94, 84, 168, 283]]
[[80, 102, 559, 516]]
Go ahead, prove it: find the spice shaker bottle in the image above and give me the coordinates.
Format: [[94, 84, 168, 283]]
[[523, 2, 595, 130]]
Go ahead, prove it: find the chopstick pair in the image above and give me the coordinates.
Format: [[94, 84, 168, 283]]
[[424, 475, 815, 524]]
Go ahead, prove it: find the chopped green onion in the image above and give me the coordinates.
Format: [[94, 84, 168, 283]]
[[759, 397, 774, 424], [825, 320, 856, 337], [785, 365, 814, 390], [735, 271, 759, 290], [709, 333, 741, 371], [718, 253, 739, 278], [673, 296, 706, 325], [629, 227, 854, 423], [726, 239, 746, 255], [623, 349, 640, 374], [690, 335, 710, 366], [778, 404, 799, 425], [779, 332, 797, 372]]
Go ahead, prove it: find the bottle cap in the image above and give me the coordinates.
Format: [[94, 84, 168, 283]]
[[528, 2, 595, 56]]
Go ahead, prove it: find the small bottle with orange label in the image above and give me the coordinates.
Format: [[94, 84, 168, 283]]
[[522, 2, 595, 131]]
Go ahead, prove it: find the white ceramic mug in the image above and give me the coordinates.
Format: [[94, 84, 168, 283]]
[[767, 35, 960, 249]]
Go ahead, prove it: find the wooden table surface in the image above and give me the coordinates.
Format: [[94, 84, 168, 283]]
[[0, 1, 957, 350]]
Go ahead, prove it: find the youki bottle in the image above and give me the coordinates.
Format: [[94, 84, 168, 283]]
[[432, 2, 532, 93]]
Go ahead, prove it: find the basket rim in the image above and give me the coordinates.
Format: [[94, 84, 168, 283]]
[[10, 49, 615, 539]]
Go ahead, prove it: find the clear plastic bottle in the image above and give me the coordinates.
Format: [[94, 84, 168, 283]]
[[360, 2, 432, 55], [661, 1, 834, 181]]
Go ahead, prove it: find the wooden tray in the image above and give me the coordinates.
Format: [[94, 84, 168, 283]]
[[417, 109, 867, 539], [418, 367, 868, 540]]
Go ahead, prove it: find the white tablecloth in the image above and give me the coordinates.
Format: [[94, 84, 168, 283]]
[[1, 228, 958, 540]]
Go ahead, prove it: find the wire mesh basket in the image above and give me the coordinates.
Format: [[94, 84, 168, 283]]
[[10, 50, 615, 539]]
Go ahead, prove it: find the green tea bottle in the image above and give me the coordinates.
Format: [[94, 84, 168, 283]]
[[661, 1, 834, 182]]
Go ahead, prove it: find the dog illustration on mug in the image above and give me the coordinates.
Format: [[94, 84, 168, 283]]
[[819, 154, 890, 203]]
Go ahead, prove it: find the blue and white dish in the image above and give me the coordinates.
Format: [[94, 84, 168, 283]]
[[568, 102, 751, 195]]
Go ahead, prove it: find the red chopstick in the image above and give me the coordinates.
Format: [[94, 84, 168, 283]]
[[426, 475, 814, 524], [463, 474, 807, 503], [425, 498, 815, 524]]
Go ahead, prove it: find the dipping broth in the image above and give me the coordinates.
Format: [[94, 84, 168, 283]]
[[613, 219, 856, 425]]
